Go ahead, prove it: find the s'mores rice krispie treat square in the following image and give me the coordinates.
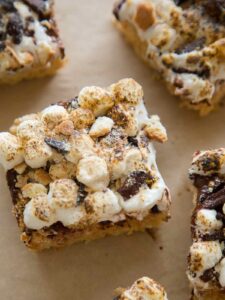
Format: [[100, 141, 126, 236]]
[[0, 0, 65, 84], [113, 0, 225, 115], [188, 149, 225, 300], [114, 276, 168, 300], [0, 78, 171, 250]]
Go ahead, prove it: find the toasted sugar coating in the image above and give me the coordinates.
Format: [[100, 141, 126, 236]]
[[115, 277, 168, 300], [113, 0, 225, 114], [0, 0, 65, 84], [0, 78, 171, 249]]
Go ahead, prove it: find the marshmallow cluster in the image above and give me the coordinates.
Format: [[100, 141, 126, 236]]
[[117, 277, 168, 300], [0, 79, 170, 231]]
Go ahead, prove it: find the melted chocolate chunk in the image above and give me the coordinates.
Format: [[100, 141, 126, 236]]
[[44, 138, 69, 154], [151, 205, 160, 213], [117, 171, 154, 200], [113, 0, 126, 20], [175, 37, 206, 54], [76, 181, 88, 205], [201, 230, 225, 241], [7, 13, 23, 44], [201, 186, 225, 209], [0, 0, 16, 12], [22, 0, 48, 18], [172, 66, 210, 79], [203, 0, 225, 22], [6, 169, 19, 204], [200, 268, 217, 282], [128, 136, 139, 147]]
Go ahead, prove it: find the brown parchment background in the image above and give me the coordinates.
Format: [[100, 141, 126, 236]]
[[0, 1, 225, 299]]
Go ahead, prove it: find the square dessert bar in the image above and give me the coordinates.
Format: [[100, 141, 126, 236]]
[[113, 0, 225, 115], [0, 78, 171, 250], [0, 0, 65, 84], [114, 277, 168, 300], [188, 149, 225, 300]]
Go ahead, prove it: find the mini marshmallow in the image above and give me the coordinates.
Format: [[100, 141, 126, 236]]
[[76, 156, 109, 191], [24, 138, 52, 168], [0, 132, 23, 170], [22, 183, 47, 199], [111, 148, 142, 180], [41, 105, 69, 127], [89, 117, 114, 138], [119, 186, 165, 220], [70, 108, 95, 130], [189, 241, 222, 274], [196, 209, 223, 233], [65, 132, 95, 164], [17, 120, 45, 141], [48, 179, 78, 208], [55, 205, 87, 227], [110, 78, 143, 105], [24, 195, 55, 230], [85, 189, 122, 223], [144, 115, 167, 143], [78, 86, 114, 116]]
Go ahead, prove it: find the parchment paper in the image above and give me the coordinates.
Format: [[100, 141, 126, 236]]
[[0, 1, 225, 299]]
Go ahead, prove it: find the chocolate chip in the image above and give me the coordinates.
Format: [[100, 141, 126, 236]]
[[6, 169, 19, 204], [7, 13, 23, 44], [113, 0, 126, 20], [128, 136, 139, 147], [44, 138, 69, 154], [117, 171, 155, 200], [151, 205, 160, 213], [76, 181, 88, 205], [172, 66, 210, 79], [22, 0, 48, 18], [200, 268, 217, 282], [175, 37, 206, 54]]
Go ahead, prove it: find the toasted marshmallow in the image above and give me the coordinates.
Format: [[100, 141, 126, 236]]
[[144, 115, 167, 143], [119, 185, 165, 220], [48, 179, 78, 209], [76, 156, 109, 191], [120, 277, 168, 300], [70, 108, 95, 129], [49, 161, 77, 180], [110, 78, 143, 105], [89, 117, 114, 138], [54, 205, 87, 227], [111, 148, 142, 180], [196, 209, 223, 234], [17, 120, 45, 141], [0, 132, 23, 170], [65, 132, 95, 164], [85, 189, 123, 223], [24, 138, 52, 168], [24, 195, 55, 230], [78, 86, 114, 116], [22, 183, 47, 199], [41, 105, 69, 128], [189, 242, 222, 274]]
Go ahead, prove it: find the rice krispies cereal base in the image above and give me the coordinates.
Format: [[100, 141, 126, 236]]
[[113, 0, 225, 115], [0, 0, 65, 84], [0, 78, 171, 250]]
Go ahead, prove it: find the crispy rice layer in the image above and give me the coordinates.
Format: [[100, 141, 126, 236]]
[[0, 78, 170, 250], [113, 0, 225, 115], [0, 0, 65, 83]]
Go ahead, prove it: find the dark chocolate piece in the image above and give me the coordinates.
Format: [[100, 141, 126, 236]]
[[201, 186, 225, 209], [44, 138, 69, 154], [6, 169, 19, 204], [151, 205, 160, 213], [117, 171, 154, 200], [175, 37, 206, 54], [6, 13, 23, 44], [203, 0, 225, 22], [76, 181, 88, 205], [0, 0, 16, 12], [201, 230, 225, 241], [22, 0, 49, 18], [128, 136, 139, 147], [200, 268, 217, 282], [172, 66, 210, 79]]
